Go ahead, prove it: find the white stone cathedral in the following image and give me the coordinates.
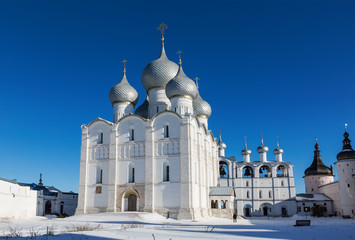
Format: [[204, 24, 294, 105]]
[[76, 25, 297, 219]]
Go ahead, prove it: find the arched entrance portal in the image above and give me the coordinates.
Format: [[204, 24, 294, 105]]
[[128, 194, 137, 211], [244, 204, 252, 217], [122, 189, 139, 212], [45, 201, 51, 214]]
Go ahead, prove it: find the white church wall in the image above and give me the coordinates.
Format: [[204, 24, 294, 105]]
[[117, 116, 146, 143], [0, 179, 38, 219], [88, 122, 111, 146], [154, 183, 181, 208], [152, 113, 181, 140], [319, 182, 341, 216]]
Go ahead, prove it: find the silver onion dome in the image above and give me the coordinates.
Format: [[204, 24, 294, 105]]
[[166, 65, 198, 99], [135, 96, 149, 118], [141, 43, 179, 91], [109, 71, 139, 106], [257, 144, 269, 153], [273, 147, 284, 154], [193, 92, 212, 118], [241, 148, 252, 155], [219, 140, 227, 149]]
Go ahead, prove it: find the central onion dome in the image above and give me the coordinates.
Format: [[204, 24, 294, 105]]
[[257, 139, 269, 153], [193, 91, 212, 118], [135, 96, 149, 118], [109, 70, 139, 106], [241, 147, 251, 155], [141, 42, 179, 91], [165, 62, 198, 99]]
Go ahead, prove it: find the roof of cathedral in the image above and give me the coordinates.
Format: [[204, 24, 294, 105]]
[[304, 141, 333, 176], [209, 186, 234, 196], [134, 96, 149, 119], [141, 41, 179, 91], [193, 91, 212, 118], [165, 61, 198, 100], [337, 126, 355, 161], [109, 69, 139, 106]]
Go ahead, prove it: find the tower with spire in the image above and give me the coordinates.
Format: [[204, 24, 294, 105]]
[[335, 124, 355, 216], [304, 138, 334, 194]]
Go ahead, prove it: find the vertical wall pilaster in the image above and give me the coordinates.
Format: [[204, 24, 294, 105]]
[[76, 125, 89, 214], [144, 122, 155, 212], [107, 126, 118, 212]]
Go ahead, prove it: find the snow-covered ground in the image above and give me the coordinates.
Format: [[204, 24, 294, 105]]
[[0, 213, 354, 240]]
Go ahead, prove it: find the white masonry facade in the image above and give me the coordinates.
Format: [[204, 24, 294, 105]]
[[76, 27, 297, 219]]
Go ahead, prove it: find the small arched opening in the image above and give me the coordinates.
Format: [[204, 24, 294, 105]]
[[219, 161, 228, 178], [259, 165, 271, 178], [260, 203, 273, 216], [122, 189, 139, 212], [45, 201, 52, 215], [276, 165, 287, 177], [244, 204, 252, 217], [242, 166, 254, 178]]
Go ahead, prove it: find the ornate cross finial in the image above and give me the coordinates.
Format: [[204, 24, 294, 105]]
[[176, 50, 183, 66], [122, 60, 127, 73], [158, 23, 168, 42], [345, 123, 348, 132], [261, 132, 264, 145], [276, 136, 279, 148], [244, 136, 248, 148], [194, 77, 200, 89]]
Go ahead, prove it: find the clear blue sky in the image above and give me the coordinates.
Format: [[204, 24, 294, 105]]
[[0, 0, 354, 193]]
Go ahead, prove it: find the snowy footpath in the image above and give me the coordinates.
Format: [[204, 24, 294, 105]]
[[0, 212, 354, 240]]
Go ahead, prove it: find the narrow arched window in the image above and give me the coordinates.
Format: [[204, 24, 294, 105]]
[[281, 180, 284, 186], [132, 168, 135, 183], [100, 169, 103, 184], [163, 162, 170, 182], [259, 190, 262, 198], [247, 190, 250, 198], [128, 163, 135, 183], [164, 125, 169, 138], [98, 132, 103, 144], [130, 129, 134, 141], [269, 190, 272, 198], [96, 166, 102, 184], [246, 181, 249, 187], [157, 106, 159, 113]]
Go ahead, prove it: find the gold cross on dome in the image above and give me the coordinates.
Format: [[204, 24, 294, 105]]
[[158, 23, 168, 40], [194, 77, 200, 88], [176, 50, 183, 65], [122, 60, 127, 72]]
